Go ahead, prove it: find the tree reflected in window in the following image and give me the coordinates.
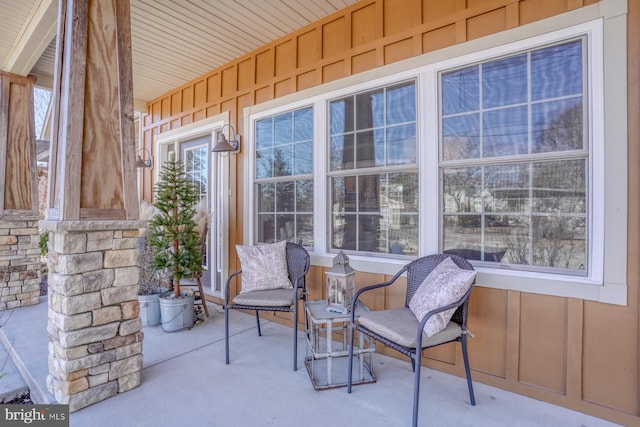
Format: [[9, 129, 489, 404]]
[[255, 107, 314, 246], [441, 39, 587, 273]]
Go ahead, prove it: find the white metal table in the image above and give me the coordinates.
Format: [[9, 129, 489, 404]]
[[304, 299, 376, 390]]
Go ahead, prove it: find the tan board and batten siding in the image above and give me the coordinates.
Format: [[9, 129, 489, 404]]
[[141, 1, 639, 425]]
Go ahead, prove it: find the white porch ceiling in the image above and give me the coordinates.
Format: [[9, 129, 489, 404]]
[[0, 0, 359, 111]]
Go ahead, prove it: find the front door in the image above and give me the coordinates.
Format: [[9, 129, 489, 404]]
[[156, 116, 230, 296], [181, 136, 213, 291]]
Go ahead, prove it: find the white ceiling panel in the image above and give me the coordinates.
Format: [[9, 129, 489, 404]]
[[0, 0, 359, 109]]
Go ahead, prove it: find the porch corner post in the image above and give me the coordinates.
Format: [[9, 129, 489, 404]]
[[45, 0, 144, 412], [0, 71, 41, 311]]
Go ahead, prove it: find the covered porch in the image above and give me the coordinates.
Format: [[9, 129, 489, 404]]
[[0, 0, 638, 426], [0, 298, 619, 426]]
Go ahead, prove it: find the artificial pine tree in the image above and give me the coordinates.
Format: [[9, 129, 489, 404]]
[[148, 159, 202, 298]]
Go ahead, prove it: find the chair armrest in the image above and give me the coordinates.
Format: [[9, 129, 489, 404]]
[[223, 270, 242, 305], [291, 275, 305, 290], [349, 264, 409, 323], [415, 284, 474, 348], [291, 275, 307, 298]]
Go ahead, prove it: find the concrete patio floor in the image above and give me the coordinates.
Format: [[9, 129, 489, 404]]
[[0, 297, 622, 427]]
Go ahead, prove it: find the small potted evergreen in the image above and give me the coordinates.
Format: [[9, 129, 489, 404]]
[[148, 159, 203, 332]]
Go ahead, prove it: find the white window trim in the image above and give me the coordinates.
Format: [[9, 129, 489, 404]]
[[242, 1, 627, 305]]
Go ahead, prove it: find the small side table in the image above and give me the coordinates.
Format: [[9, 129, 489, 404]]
[[304, 300, 376, 390]]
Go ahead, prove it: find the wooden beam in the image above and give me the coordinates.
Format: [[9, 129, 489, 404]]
[[0, 71, 39, 219], [61, 0, 89, 220], [48, 0, 138, 221], [115, 0, 139, 220]]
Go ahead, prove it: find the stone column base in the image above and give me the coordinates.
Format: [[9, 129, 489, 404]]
[[42, 220, 145, 412], [0, 219, 41, 310]]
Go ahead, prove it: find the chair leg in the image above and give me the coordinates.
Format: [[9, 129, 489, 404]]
[[224, 304, 230, 365], [461, 334, 476, 406], [293, 304, 299, 371], [255, 311, 262, 336], [412, 349, 422, 427], [347, 323, 356, 393]]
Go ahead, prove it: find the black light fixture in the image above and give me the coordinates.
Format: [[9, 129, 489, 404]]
[[212, 124, 240, 153], [136, 148, 153, 168]]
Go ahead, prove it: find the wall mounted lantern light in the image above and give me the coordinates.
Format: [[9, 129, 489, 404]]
[[212, 124, 241, 154], [136, 148, 153, 168]]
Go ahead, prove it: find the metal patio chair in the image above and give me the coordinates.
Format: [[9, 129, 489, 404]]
[[224, 242, 310, 371], [347, 253, 476, 427]]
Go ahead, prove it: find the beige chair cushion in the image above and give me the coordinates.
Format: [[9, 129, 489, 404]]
[[358, 307, 462, 348], [408, 257, 475, 337], [232, 288, 303, 307], [236, 241, 292, 294]]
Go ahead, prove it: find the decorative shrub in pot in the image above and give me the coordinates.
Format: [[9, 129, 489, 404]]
[[148, 159, 202, 332]]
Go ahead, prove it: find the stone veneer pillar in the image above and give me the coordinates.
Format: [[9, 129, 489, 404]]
[[42, 219, 145, 412], [0, 219, 41, 309]]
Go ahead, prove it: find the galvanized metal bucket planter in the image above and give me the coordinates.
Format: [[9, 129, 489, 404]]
[[159, 292, 195, 332], [139, 293, 161, 327]]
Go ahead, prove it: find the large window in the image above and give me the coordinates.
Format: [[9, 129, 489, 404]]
[[440, 39, 587, 275], [328, 81, 419, 256], [246, 16, 624, 304], [255, 107, 314, 246]]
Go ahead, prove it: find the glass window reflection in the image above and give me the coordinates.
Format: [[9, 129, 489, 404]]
[[439, 38, 587, 273], [255, 106, 314, 246], [328, 80, 418, 256]]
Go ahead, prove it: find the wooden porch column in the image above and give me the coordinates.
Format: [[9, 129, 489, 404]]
[[47, 0, 138, 220], [43, 0, 144, 412], [0, 71, 41, 310]]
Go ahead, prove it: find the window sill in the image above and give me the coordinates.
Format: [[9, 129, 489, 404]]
[[310, 253, 627, 306], [475, 267, 626, 306], [310, 252, 409, 276]]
